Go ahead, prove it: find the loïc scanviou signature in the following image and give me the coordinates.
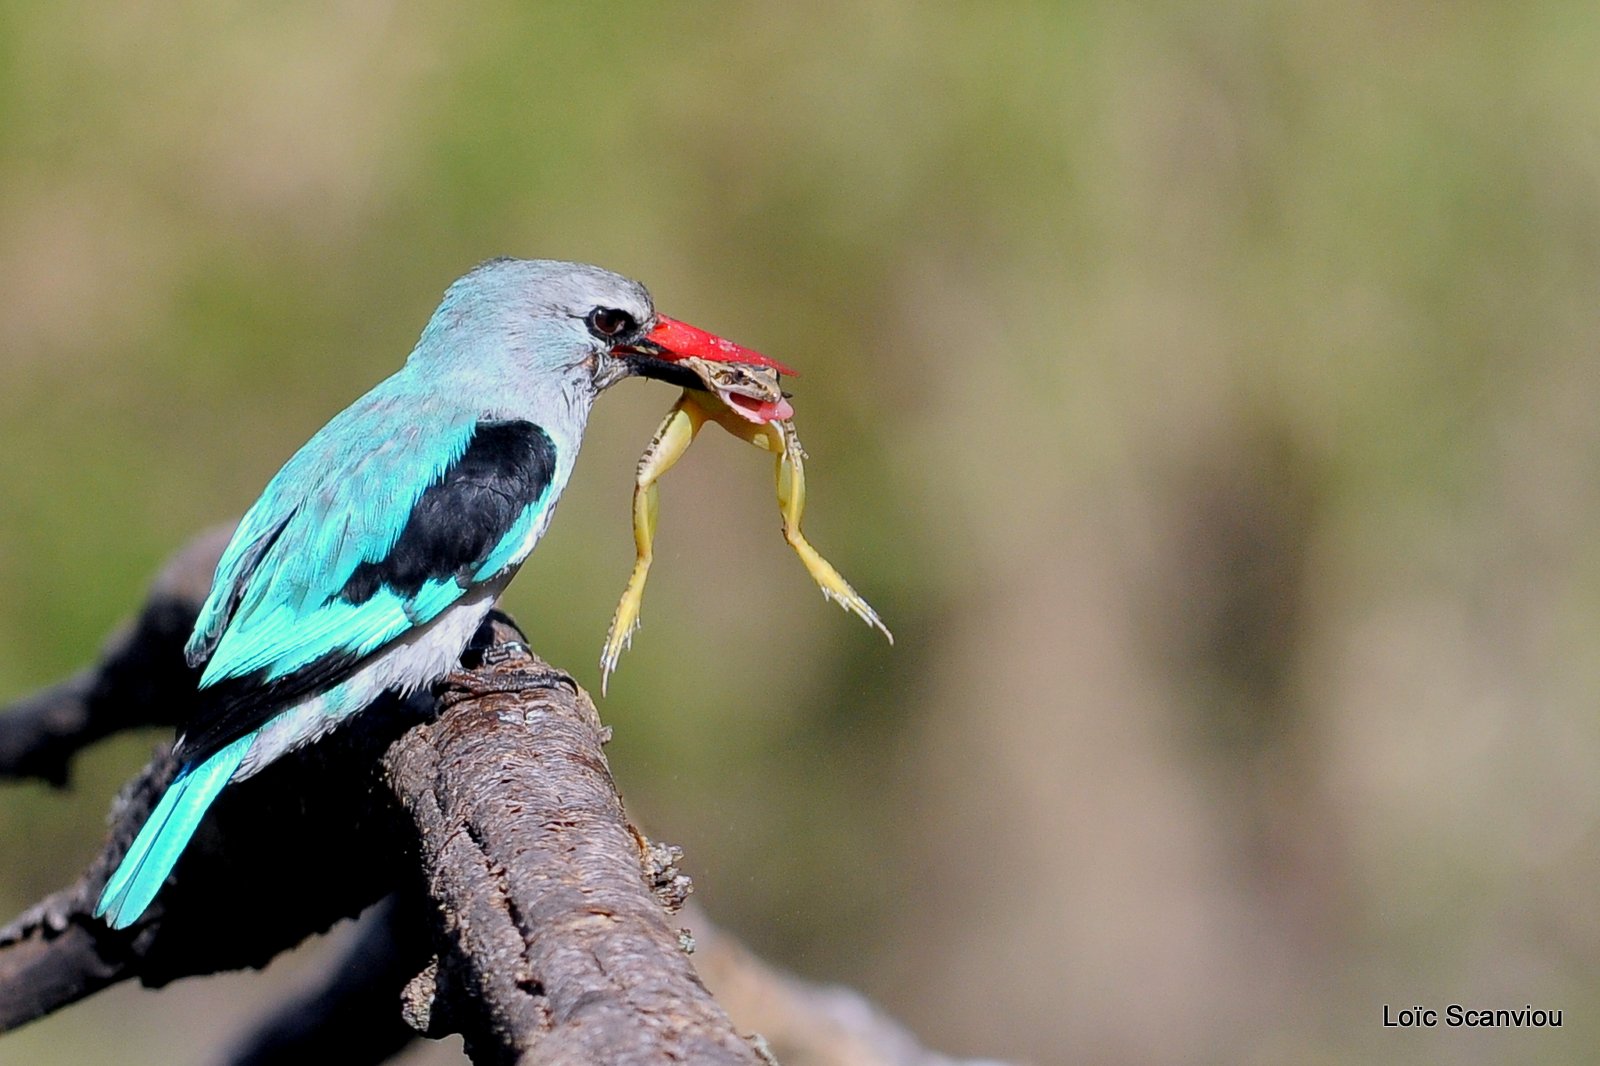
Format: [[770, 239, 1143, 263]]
[[1383, 1003, 1563, 1028]]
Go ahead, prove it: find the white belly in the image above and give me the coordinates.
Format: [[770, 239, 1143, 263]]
[[233, 576, 508, 779]]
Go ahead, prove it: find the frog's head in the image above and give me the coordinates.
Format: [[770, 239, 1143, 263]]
[[681, 356, 795, 424]]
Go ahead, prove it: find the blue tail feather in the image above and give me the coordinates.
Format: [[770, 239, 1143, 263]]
[[94, 732, 255, 929]]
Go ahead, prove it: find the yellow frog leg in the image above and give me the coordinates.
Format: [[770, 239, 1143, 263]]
[[600, 392, 711, 693], [701, 409, 893, 644]]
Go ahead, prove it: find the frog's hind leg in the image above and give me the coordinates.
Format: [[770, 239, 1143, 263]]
[[773, 427, 893, 642], [706, 411, 893, 644], [600, 393, 709, 692]]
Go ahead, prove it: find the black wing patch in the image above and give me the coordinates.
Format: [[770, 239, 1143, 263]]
[[176, 420, 557, 766], [341, 420, 557, 602], [176, 648, 362, 766]]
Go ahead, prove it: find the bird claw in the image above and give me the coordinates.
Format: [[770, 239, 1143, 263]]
[[459, 638, 532, 669], [453, 639, 578, 695], [441, 663, 576, 696], [481, 639, 532, 666]]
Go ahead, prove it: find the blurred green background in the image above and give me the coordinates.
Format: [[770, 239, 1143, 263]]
[[4, 2, 1600, 1063]]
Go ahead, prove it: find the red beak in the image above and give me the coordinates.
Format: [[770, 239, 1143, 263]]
[[643, 315, 798, 376]]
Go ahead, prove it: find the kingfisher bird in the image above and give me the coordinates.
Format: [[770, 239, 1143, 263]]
[[94, 257, 790, 929]]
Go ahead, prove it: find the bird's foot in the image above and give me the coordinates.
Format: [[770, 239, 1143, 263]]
[[480, 639, 531, 667], [458, 638, 533, 670], [439, 662, 577, 697]]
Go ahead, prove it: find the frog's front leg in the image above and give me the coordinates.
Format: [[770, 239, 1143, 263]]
[[600, 392, 710, 692], [704, 409, 893, 644]]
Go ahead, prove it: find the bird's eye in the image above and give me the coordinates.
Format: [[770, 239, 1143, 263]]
[[587, 307, 635, 340]]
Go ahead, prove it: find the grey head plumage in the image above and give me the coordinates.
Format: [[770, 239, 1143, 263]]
[[403, 258, 658, 404]]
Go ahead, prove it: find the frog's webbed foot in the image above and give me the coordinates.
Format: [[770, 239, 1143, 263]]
[[600, 393, 708, 693], [704, 409, 893, 645]]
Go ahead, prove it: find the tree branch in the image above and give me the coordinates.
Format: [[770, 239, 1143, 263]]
[[385, 627, 759, 1064], [0, 687, 418, 1029], [0, 528, 992, 1065], [220, 896, 431, 1066], [0, 525, 233, 784]]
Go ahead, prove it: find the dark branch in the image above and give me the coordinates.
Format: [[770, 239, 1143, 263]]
[[689, 904, 1002, 1066], [0, 688, 418, 1030], [220, 896, 429, 1066], [0, 525, 232, 784], [0, 528, 986, 1065], [385, 628, 758, 1064]]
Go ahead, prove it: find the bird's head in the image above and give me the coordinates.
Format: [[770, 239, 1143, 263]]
[[413, 259, 794, 413]]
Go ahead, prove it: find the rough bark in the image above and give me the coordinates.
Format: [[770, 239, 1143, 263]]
[[0, 528, 997, 1065], [385, 627, 757, 1064]]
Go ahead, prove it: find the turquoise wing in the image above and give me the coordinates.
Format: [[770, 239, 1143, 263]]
[[177, 389, 558, 763]]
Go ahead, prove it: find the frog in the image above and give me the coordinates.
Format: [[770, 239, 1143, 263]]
[[600, 355, 892, 692]]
